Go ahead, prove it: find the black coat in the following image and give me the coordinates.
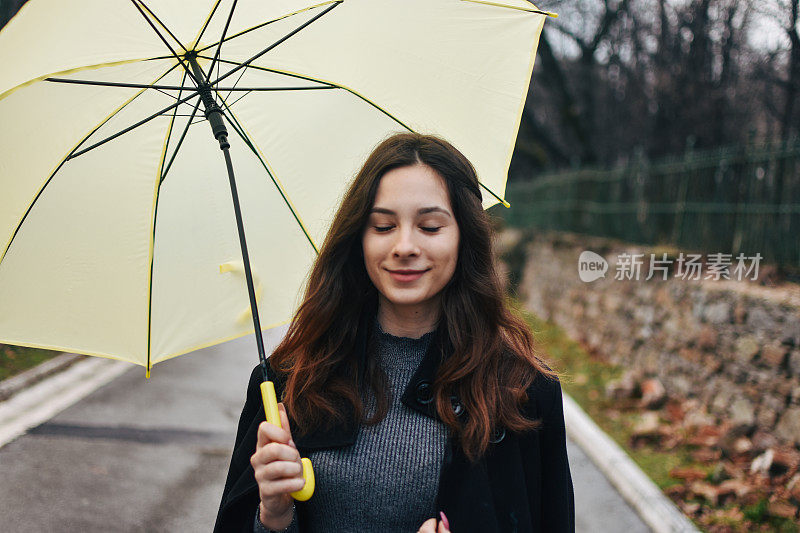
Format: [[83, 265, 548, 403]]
[[214, 320, 575, 533]]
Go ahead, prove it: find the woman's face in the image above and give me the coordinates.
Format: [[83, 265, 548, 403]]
[[362, 163, 460, 314]]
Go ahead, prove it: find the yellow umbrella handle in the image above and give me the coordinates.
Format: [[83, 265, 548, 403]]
[[260, 381, 315, 501]]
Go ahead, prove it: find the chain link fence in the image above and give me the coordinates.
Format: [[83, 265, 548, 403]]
[[500, 138, 800, 274]]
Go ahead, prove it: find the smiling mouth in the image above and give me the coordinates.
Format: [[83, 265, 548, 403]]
[[386, 268, 430, 281]]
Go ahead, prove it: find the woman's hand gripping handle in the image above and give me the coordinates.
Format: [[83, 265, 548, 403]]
[[258, 381, 315, 501]]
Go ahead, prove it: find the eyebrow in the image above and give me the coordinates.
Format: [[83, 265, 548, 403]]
[[369, 206, 452, 217]]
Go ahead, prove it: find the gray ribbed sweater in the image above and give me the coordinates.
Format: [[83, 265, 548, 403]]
[[255, 319, 449, 533]]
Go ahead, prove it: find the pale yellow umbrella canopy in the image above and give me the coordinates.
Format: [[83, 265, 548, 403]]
[[0, 0, 553, 374]]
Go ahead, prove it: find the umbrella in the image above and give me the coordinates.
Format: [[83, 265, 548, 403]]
[[0, 0, 554, 501]]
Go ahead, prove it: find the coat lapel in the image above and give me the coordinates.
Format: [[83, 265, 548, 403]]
[[398, 323, 449, 420]]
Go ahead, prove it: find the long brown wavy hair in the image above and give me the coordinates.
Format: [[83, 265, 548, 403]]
[[269, 132, 559, 462]]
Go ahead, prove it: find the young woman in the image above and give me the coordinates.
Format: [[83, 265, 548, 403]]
[[214, 133, 574, 533]]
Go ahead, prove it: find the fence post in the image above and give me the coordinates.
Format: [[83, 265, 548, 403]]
[[671, 136, 695, 244]]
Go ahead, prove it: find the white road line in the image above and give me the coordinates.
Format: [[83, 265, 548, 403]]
[[0, 357, 132, 449], [563, 392, 700, 533]]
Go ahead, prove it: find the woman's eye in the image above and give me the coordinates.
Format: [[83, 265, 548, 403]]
[[374, 226, 394, 232], [421, 226, 442, 233]]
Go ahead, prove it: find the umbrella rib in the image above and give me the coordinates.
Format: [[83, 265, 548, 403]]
[[478, 180, 511, 208], [197, 56, 415, 132], [213, 90, 320, 255], [218, 86, 337, 91], [44, 78, 191, 91], [64, 60, 186, 155], [152, 87, 180, 101], [44, 78, 327, 92], [215, 104, 248, 144], [204, 64, 511, 209], [0, 57, 178, 103], [146, 69, 194, 378], [214, 86, 337, 91], [211, 95, 252, 146], [135, 0, 189, 53], [129, 0, 200, 88], [460, 0, 558, 16], [161, 70, 190, 176], [192, 0, 222, 49], [206, 0, 238, 85], [67, 89, 200, 160], [194, 0, 341, 55], [207, 1, 342, 88], [196, 56, 334, 87], [161, 98, 202, 183], [226, 89, 252, 108], [0, 64, 185, 268], [222, 62, 249, 104]]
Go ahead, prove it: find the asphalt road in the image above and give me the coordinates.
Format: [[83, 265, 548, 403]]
[[0, 327, 651, 532]]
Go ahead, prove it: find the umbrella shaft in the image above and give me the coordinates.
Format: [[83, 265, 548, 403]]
[[184, 56, 268, 372], [221, 140, 268, 369]]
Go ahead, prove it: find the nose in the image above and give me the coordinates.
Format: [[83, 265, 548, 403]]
[[391, 226, 420, 257]]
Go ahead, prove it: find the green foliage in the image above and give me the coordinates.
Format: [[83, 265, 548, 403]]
[[0, 344, 60, 381], [742, 498, 768, 523]]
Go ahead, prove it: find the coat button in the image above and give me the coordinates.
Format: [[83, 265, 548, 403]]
[[450, 395, 465, 417], [489, 427, 505, 444], [416, 381, 433, 404]]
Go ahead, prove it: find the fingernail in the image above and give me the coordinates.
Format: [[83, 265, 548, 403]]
[[439, 511, 449, 529]]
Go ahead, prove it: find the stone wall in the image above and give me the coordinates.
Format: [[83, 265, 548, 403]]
[[505, 230, 800, 448]]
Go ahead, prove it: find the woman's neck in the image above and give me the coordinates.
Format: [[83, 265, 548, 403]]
[[376, 299, 439, 339]]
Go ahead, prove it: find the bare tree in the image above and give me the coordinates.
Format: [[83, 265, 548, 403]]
[[520, 0, 633, 168], [771, 0, 800, 141], [511, 0, 785, 176]]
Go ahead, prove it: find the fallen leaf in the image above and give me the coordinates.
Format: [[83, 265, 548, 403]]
[[670, 467, 707, 482]]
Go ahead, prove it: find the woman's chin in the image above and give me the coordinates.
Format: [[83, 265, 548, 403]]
[[380, 291, 432, 308]]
